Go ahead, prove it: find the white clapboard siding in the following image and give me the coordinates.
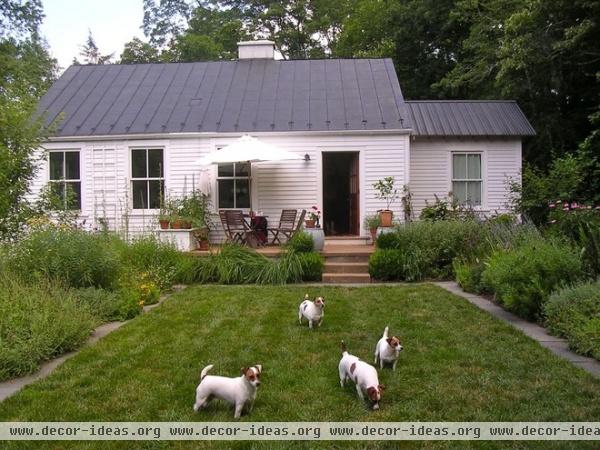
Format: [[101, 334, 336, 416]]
[[409, 138, 521, 217], [31, 132, 414, 241]]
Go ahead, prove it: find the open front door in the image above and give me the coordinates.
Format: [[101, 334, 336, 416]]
[[322, 152, 360, 236]]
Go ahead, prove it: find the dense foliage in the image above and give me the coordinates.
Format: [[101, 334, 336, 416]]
[[482, 239, 583, 320], [0, 1, 57, 240], [544, 279, 600, 360]]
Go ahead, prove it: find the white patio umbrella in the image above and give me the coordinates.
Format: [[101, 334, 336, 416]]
[[197, 135, 305, 211], [197, 134, 304, 165]]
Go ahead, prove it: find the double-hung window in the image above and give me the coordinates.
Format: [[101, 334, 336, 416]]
[[217, 162, 250, 209], [131, 148, 164, 209], [49, 150, 81, 209], [452, 153, 482, 206]]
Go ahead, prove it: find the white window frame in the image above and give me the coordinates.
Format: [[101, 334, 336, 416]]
[[216, 156, 251, 210], [451, 152, 483, 207], [48, 149, 81, 210], [130, 147, 165, 210]]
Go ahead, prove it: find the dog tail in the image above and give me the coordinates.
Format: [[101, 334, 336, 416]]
[[383, 325, 389, 339], [304, 293, 310, 300], [341, 340, 348, 354], [200, 364, 214, 381]]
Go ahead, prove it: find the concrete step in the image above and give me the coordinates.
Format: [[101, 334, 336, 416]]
[[322, 273, 371, 284], [324, 262, 369, 274], [325, 236, 371, 246], [322, 254, 371, 263]]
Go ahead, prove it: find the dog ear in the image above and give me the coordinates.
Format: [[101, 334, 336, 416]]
[[386, 337, 393, 345], [255, 364, 262, 374], [240, 367, 248, 375], [378, 384, 386, 391]]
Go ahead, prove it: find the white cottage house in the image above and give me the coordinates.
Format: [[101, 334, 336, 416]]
[[31, 40, 535, 241]]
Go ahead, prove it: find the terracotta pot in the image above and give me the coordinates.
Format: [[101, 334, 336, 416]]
[[379, 210, 393, 227], [181, 220, 192, 229], [305, 219, 316, 228], [197, 240, 210, 251], [159, 219, 170, 230], [369, 228, 377, 244], [171, 219, 182, 230]]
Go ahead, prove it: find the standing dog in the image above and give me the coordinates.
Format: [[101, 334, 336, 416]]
[[338, 341, 385, 410], [193, 364, 262, 419], [374, 326, 403, 370], [298, 294, 325, 329]]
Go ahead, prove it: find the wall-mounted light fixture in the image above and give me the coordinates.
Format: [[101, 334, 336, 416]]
[[304, 153, 311, 161]]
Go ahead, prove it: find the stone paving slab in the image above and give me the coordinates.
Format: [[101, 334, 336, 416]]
[[0, 285, 186, 403], [434, 281, 600, 379]]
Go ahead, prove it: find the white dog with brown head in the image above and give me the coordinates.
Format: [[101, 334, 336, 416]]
[[374, 326, 403, 370], [193, 364, 262, 419], [298, 294, 325, 329], [338, 341, 385, 410]]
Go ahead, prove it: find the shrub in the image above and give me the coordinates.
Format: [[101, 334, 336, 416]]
[[287, 231, 314, 253], [0, 276, 96, 380], [374, 220, 489, 280], [74, 287, 142, 322], [118, 236, 184, 289], [419, 194, 476, 222], [368, 248, 428, 281], [481, 239, 584, 321], [544, 279, 600, 360], [178, 245, 322, 284], [6, 229, 121, 289], [453, 259, 489, 294], [297, 252, 324, 281]]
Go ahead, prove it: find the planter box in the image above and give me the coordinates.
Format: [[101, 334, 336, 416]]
[[157, 228, 198, 252]]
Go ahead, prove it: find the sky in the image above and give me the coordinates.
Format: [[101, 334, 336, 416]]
[[40, 0, 145, 71]]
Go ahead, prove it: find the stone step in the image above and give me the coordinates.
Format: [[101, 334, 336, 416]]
[[324, 262, 369, 274], [322, 273, 371, 284]]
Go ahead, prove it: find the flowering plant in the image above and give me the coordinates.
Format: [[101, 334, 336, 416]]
[[307, 206, 321, 221]]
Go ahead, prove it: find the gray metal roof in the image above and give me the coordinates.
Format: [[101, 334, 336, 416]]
[[406, 100, 535, 136], [37, 58, 411, 136]]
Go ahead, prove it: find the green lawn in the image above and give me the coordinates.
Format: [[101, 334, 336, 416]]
[[1, 284, 600, 449]]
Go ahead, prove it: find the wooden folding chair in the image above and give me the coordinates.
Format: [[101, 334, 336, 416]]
[[225, 210, 251, 245], [219, 210, 234, 243], [267, 209, 298, 245]]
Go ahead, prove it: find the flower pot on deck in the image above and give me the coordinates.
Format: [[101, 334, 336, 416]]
[[159, 219, 170, 229], [305, 219, 316, 228]]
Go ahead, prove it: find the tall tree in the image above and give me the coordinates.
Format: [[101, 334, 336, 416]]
[[74, 30, 113, 65], [143, 0, 192, 47], [221, 0, 354, 59], [119, 37, 162, 63], [174, 4, 248, 61], [0, 0, 57, 239], [436, 0, 600, 165]]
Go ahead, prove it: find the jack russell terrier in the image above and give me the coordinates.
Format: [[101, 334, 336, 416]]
[[298, 294, 325, 329], [374, 326, 403, 370], [338, 341, 385, 410], [193, 364, 262, 419]]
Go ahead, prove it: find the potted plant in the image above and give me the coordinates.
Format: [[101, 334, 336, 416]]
[[363, 215, 381, 243], [305, 206, 321, 228], [185, 189, 212, 249], [158, 193, 170, 229], [192, 226, 210, 250], [373, 176, 399, 227]]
